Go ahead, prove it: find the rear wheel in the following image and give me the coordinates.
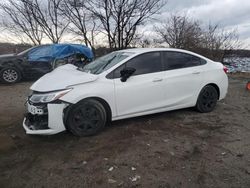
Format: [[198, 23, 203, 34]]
[[66, 99, 107, 136], [0, 67, 21, 84], [196, 85, 218, 113]]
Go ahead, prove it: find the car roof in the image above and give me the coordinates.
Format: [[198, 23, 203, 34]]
[[39, 43, 86, 47], [118, 48, 193, 54], [117, 48, 210, 61]]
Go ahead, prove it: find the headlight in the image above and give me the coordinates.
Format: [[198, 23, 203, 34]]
[[29, 88, 72, 103]]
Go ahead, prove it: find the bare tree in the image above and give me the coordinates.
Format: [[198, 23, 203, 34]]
[[155, 14, 241, 61], [61, 0, 99, 49], [155, 14, 203, 50], [0, 0, 43, 45], [130, 31, 160, 48], [201, 24, 241, 60], [28, 0, 69, 43], [87, 0, 165, 50]]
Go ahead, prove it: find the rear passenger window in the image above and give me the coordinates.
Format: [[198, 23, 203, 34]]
[[163, 52, 206, 70]]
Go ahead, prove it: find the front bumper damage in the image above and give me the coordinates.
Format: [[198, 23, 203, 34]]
[[23, 102, 68, 135]]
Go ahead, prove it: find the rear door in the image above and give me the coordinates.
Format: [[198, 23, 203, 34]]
[[161, 51, 206, 107], [112, 52, 166, 116]]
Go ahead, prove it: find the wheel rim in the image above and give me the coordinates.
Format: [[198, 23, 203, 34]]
[[2, 69, 18, 82], [201, 89, 217, 110], [72, 105, 102, 133]]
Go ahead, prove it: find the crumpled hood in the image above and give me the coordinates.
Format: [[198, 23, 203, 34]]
[[31, 64, 98, 92]]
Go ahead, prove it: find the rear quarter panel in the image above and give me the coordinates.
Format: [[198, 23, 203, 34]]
[[199, 61, 228, 100]]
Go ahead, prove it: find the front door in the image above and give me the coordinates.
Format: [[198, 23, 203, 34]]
[[113, 52, 166, 116]]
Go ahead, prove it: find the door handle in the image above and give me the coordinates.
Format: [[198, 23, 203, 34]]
[[192, 71, 200, 75], [152, 78, 163, 82]]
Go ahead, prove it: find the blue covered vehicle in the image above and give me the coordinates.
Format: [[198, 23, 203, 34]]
[[0, 44, 94, 83]]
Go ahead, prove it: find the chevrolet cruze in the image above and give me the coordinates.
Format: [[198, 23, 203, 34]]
[[23, 48, 228, 136]]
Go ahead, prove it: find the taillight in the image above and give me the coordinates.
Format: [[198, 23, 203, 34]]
[[246, 81, 250, 90], [223, 66, 228, 73]]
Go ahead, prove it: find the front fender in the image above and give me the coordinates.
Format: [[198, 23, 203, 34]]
[[60, 79, 117, 117], [0, 59, 24, 75]]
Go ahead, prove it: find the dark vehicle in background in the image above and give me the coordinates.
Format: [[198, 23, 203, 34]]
[[0, 44, 93, 83]]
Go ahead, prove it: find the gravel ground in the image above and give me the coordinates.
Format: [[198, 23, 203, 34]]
[[0, 74, 250, 188]]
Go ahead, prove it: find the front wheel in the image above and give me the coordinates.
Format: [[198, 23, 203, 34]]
[[0, 67, 21, 84], [66, 99, 107, 136], [196, 85, 218, 113]]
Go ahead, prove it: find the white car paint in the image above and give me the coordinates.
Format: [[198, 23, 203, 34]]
[[23, 48, 228, 135], [23, 103, 67, 135], [31, 64, 98, 92], [114, 71, 166, 116]]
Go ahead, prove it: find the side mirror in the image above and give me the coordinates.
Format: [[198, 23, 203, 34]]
[[120, 67, 136, 82]]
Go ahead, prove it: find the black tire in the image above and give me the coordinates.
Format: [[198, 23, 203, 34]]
[[0, 67, 21, 84], [196, 85, 218, 113], [66, 99, 107, 136]]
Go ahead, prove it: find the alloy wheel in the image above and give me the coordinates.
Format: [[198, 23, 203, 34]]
[[2, 68, 19, 83]]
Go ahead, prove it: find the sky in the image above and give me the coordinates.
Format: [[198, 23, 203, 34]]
[[0, 0, 250, 48], [156, 0, 250, 48]]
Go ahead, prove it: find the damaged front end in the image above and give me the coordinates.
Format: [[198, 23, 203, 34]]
[[23, 89, 72, 135]]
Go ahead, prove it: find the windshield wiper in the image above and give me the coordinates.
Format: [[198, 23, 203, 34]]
[[77, 64, 86, 71], [94, 55, 117, 74]]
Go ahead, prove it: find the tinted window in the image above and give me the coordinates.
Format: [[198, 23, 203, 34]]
[[112, 64, 125, 79], [163, 52, 206, 70], [107, 52, 162, 79], [126, 52, 161, 76]]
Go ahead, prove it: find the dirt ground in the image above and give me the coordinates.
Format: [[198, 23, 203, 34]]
[[0, 74, 250, 188]]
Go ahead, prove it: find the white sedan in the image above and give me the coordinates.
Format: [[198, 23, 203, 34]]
[[23, 48, 228, 136]]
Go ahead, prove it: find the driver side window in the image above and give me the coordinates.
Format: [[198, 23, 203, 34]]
[[109, 52, 161, 79], [126, 52, 161, 76]]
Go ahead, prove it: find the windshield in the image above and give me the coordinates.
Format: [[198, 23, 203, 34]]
[[81, 51, 134, 74], [17, 46, 38, 56]]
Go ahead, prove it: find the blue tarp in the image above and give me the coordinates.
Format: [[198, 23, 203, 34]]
[[28, 44, 94, 62]]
